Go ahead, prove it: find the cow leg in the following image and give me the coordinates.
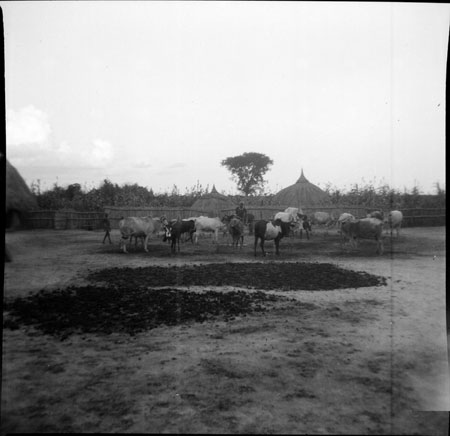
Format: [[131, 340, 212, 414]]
[[275, 238, 280, 255], [121, 238, 128, 253], [377, 238, 384, 255], [254, 236, 265, 256], [340, 234, 347, 253], [260, 239, 266, 256], [144, 235, 150, 252], [339, 234, 345, 251]]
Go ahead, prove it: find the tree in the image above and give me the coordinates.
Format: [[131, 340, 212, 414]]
[[66, 183, 82, 201], [221, 152, 273, 196]]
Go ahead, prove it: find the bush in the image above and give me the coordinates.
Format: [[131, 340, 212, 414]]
[[30, 178, 445, 211]]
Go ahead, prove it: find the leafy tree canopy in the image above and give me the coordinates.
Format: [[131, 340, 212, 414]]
[[221, 152, 274, 196]]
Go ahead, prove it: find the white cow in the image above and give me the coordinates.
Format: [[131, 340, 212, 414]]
[[337, 212, 355, 224], [340, 217, 384, 255], [284, 207, 304, 219], [119, 216, 169, 253], [385, 210, 403, 237], [311, 211, 338, 236], [193, 216, 225, 244], [337, 213, 355, 229], [274, 207, 304, 224], [337, 212, 355, 243], [312, 211, 337, 227]]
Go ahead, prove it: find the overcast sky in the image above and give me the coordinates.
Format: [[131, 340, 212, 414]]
[[3, 1, 448, 195]]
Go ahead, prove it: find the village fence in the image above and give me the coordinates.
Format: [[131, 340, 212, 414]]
[[103, 206, 212, 229], [23, 210, 105, 230], [222, 205, 446, 227], [23, 206, 446, 230]]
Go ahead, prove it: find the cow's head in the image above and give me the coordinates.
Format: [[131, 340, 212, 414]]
[[162, 225, 172, 242], [159, 215, 169, 226]]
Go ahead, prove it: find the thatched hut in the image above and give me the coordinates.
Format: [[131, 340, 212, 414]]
[[190, 185, 237, 217], [272, 169, 331, 208], [5, 158, 37, 227]]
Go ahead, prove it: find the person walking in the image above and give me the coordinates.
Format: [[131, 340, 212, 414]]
[[102, 213, 112, 244]]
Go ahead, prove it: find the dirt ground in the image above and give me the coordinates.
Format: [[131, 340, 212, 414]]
[[2, 225, 448, 434]]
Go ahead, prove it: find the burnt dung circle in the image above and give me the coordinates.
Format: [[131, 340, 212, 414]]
[[87, 261, 386, 291], [3, 262, 386, 338]]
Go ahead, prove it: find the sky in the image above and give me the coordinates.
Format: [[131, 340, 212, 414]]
[[3, 1, 449, 195]]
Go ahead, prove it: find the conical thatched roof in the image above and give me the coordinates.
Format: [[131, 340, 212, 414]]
[[272, 169, 331, 208], [191, 185, 237, 217], [5, 158, 37, 213]]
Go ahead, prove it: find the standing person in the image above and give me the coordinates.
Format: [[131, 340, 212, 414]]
[[235, 201, 248, 224], [102, 213, 112, 244]]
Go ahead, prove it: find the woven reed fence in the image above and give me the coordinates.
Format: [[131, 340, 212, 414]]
[[23, 210, 105, 230], [23, 206, 446, 229], [222, 205, 446, 227], [103, 206, 211, 229]]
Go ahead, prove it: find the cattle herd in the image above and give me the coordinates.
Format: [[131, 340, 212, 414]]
[[117, 208, 404, 256]]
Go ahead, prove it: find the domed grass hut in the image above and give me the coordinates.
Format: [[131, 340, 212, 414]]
[[5, 157, 37, 261], [272, 169, 331, 209], [190, 185, 237, 217], [5, 158, 37, 227]]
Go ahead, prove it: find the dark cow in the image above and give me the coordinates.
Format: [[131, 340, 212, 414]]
[[367, 210, 384, 221], [164, 219, 196, 253], [169, 218, 196, 243], [254, 218, 292, 257], [222, 215, 245, 248]]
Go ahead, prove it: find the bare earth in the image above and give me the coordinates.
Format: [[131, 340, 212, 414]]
[[2, 226, 448, 434]]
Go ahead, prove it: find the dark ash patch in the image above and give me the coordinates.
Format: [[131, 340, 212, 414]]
[[87, 262, 387, 291]]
